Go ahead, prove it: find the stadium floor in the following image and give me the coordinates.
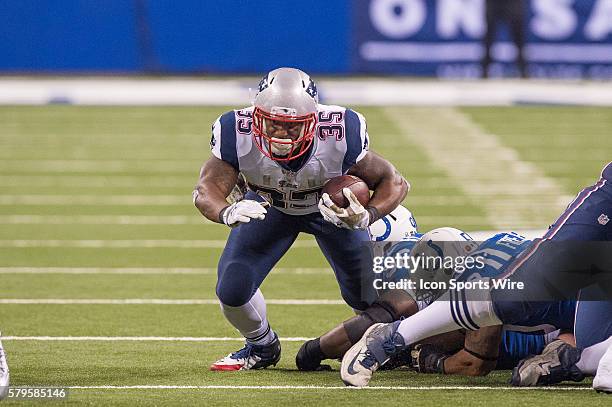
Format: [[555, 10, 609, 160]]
[[0, 106, 610, 405]]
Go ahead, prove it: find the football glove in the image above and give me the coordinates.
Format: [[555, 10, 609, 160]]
[[410, 344, 448, 374], [318, 188, 370, 230], [221, 199, 268, 228], [295, 339, 332, 372]]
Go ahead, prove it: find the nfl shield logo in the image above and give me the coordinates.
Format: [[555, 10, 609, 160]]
[[598, 214, 610, 225]]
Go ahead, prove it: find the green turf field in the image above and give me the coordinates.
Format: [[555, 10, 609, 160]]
[[0, 105, 610, 405]]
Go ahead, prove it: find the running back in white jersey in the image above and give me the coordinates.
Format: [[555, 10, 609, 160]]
[[210, 104, 369, 215]]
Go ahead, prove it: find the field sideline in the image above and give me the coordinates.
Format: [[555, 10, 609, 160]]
[[0, 105, 610, 405]]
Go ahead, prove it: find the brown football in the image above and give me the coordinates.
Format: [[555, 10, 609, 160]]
[[322, 175, 370, 208]]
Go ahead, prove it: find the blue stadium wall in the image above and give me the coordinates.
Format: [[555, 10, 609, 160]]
[[1, 0, 611, 78]]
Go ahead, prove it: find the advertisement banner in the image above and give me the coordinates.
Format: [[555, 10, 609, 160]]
[[352, 0, 612, 78]]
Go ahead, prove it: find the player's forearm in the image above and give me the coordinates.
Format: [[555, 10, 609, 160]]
[[445, 326, 500, 376], [443, 351, 495, 376], [193, 157, 239, 224], [194, 183, 232, 223], [346, 151, 409, 223], [367, 170, 409, 223]]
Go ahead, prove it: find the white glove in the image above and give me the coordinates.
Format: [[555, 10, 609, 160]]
[[318, 188, 370, 230], [222, 199, 268, 227]]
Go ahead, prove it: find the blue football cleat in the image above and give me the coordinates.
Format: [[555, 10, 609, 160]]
[[210, 333, 281, 371]]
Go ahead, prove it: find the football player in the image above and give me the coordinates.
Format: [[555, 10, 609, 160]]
[[390, 231, 576, 377], [340, 162, 612, 390], [297, 206, 419, 371], [300, 224, 575, 375], [368, 205, 418, 243], [510, 290, 612, 391], [0, 334, 8, 400], [193, 68, 409, 371]]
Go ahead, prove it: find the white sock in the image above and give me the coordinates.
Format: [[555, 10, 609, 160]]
[[397, 297, 462, 345], [576, 336, 612, 376], [398, 288, 502, 346], [220, 289, 276, 346]]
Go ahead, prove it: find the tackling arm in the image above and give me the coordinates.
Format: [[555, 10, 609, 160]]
[[347, 151, 409, 224], [411, 326, 501, 376], [441, 326, 502, 376], [193, 156, 239, 223]]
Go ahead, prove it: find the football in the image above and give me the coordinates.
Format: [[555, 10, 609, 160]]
[[321, 175, 370, 208]]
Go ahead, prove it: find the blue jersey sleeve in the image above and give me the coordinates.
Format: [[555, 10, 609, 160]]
[[210, 110, 239, 170], [342, 109, 369, 173], [497, 330, 549, 370], [458, 232, 531, 280]]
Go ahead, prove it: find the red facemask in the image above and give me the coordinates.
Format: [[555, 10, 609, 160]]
[[252, 107, 317, 162]]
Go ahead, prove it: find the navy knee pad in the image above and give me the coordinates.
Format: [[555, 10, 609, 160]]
[[216, 261, 256, 307]]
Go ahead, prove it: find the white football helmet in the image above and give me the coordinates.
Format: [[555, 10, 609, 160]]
[[409, 227, 479, 305], [369, 205, 418, 242], [252, 67, 319, 161]]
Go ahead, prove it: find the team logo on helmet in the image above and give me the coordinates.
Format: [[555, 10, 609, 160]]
[[258, 75, 270, 93], [305, 79, 318, 100], [210, 123, 217, 149]]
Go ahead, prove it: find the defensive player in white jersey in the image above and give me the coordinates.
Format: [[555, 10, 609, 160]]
[[193, 67, 409, 371]]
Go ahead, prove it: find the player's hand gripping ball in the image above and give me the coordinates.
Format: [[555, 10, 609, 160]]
[[319, 175, 371, 230], [321, 175, 370, 208]]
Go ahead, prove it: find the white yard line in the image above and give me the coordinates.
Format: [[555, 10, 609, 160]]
[[0, 267, 330, 275], [0, 240, 318, 248], [384, 107, 571, 229], [0, 194, 508, 206], [64, 385, 591, 391], [0, 299, 345, 305], [0, 215, 214, 225], [0, 195, 188, 205], [0, 214, 488, 226], [1, 336, 311, 342], [0, 159, 196, 172], [0, 175, 190, 188], [0, 174, 454, 188]]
